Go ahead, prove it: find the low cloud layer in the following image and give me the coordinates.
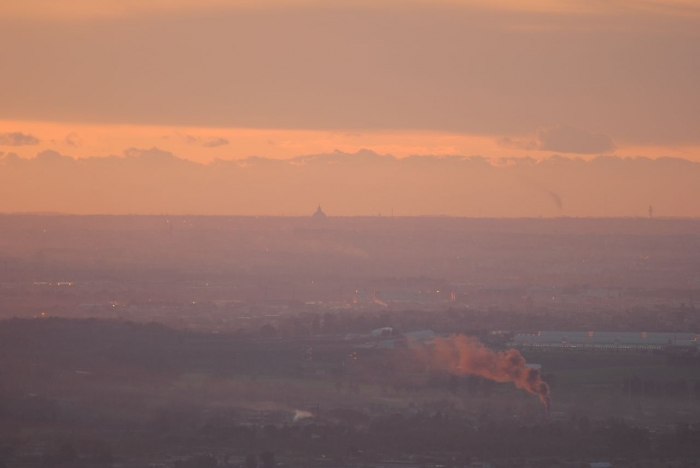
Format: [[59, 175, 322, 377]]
[[0, 149, 698, 217], [538, 126, 615, 154], [0, 132, 40, 146], [500, 126, 616, 155]]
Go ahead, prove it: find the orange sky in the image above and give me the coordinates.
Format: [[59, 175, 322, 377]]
[[1, 120, 699, 164], [2, 1, 699, 19], [1, 0, 698, 215]]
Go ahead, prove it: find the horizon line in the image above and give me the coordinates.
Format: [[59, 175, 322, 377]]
[[0, 212, 696, 220]]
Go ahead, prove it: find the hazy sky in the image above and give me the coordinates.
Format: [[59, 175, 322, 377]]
[[1, 0, 698, 215]]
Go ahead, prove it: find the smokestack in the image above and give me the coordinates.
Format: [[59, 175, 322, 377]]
[[416, 335, 551, 416]]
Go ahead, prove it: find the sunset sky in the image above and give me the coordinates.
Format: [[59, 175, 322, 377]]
[[1, 0, 699, 215]]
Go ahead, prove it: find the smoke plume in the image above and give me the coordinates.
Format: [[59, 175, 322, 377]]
[[416, 335, 550, 415], [545, 189, 563, 212]]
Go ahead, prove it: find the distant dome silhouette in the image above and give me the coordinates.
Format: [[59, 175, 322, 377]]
[[312, 205, 327, 218]]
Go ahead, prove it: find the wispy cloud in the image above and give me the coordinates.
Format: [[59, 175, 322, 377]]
[[179, 133, 230, 148], [202, 137, 229, 148], [64, 132, 83, 147], [0, 132, 40, 146]]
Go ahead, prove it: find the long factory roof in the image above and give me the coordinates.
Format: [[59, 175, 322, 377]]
[[512, 331, 699, 346]]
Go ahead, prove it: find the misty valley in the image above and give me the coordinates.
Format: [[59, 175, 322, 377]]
[[1, 216, 700, 468]]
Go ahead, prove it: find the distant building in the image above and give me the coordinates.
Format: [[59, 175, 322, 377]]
[[370, 327, 394, 337], [402, 329, 436, 342], [312, 205, 327, 218], [511, 331, 699, 351], [351, 329, 436, 349]]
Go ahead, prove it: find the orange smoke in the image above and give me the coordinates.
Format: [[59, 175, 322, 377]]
[[417, 335, 550, 415]]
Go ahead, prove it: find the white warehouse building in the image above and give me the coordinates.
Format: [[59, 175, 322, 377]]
[[510, 331, 699, 351]]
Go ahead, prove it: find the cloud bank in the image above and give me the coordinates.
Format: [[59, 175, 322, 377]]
[[1, 149, 699, 217]]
